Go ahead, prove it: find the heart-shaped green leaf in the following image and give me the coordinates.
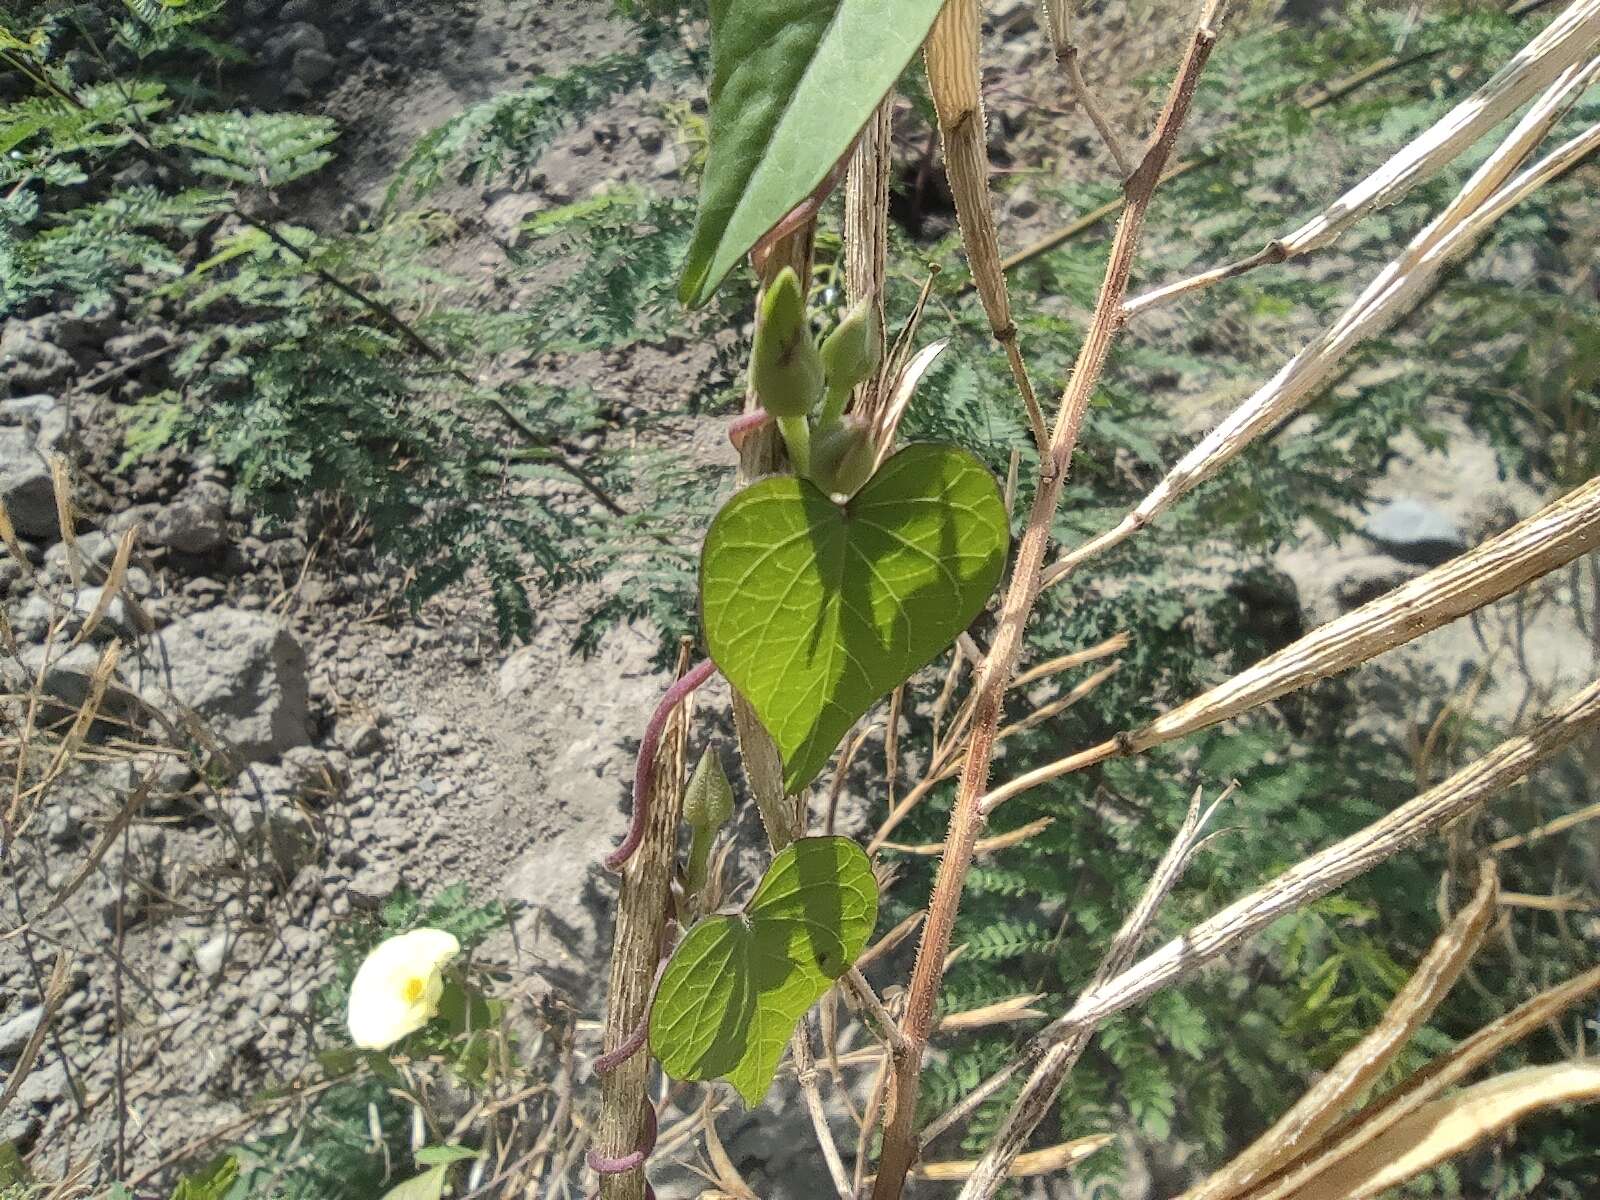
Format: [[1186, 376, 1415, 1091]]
[[701, 443, 1009, 794], [678, 0, 950, 307], [649, 837, 877, 1105]]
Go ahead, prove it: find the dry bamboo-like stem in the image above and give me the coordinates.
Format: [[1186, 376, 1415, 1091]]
[[925, 0, 1049, 453], [994, 0, 1571, 283], [845, 95, 894, 353], [1049, 80, 1600, 591], [1123, 3, 1600, 315], [1122, 472, 1600, 754], [993, 473, 1600, 812], [909, 1134, 1112, 1182], [1276, 0, 1599, 257], [1236, 964, 1600, 1200], [1041, 0, 1133, 176], [791, 1023, 853, 1200], [595, 645, 692, 1200], [960, 677, 1600, 1194], [946, 784, 1226, 1198], [1125, 43, 1600, 317], [867, 13, 1229, 1196], [1179, 865, 1499, 1200]]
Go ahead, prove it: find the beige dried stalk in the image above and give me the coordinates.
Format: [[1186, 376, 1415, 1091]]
[[1233, 963, 1600, 1200], [956, 677, 1600, 1193], [1179, 865, 1499, 1200], [1287, 1062, 1600, 1200], [988, 472, 1600, 812], [1051, 66, 1600, 589], [924, 0, 1048, 452], [1040, 0, 1132, 175]]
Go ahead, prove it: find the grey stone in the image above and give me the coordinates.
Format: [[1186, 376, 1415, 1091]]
[[12, 593, 51, 642], [147, 480, 230, 554], [101, 328, 170, 360], [1364, 498, 1467, 567], [336, 717, 383, 757], [0, 395, 69, 538], [17, 641, 133, 713], [291, 47, 337, 87], [194, 932, 230, 979], [264, 21, 325, 63], [0, 322, 74, 393], [44, 530, 114, 578], [144, 608, 311, 761], [0, 1005, 43, 1058]]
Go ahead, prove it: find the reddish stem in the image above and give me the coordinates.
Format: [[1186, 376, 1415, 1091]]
[[587, 1101, 658, 1174], [605, 658, 720, 871], [728, 409, 773, 449]]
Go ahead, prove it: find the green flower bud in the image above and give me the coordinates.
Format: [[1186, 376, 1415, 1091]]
[[819, 297, 882, 397], [683, 745, 735, 830], [750, 267, 823, 419], [809, 415, 878, 499]]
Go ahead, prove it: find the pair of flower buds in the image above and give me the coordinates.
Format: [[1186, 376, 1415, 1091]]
[[751, 267, 883, 498]]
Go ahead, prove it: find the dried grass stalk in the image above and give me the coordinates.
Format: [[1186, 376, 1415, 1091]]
[[1180, 865, 1499, 1200], [1128, 473, 1600, 752], [1243, 966, 1600, 1200], [925, 0, 1047, 449], [1051, 67, 1600, 587], [910, 1134, 1113, 1181], [1057, 678, 1598, 1058], [1280, 0, 1600, 258], [992, 474, 1600, 813], [1286, 1062, 1600, 1200], [963, 679, 1599, 1196]]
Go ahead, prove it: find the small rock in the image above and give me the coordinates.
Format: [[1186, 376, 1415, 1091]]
[[336, 718, 383, 758], [1364, 498, 1467, 567], [0, 322, 74, 393], [0, 1005, 43, 1057], [143, 608, 312, 761], [0, 395, 70, 538], [147, 480, 231, 554], [291, 47, 337, 87], [194, 933, 230, 979]]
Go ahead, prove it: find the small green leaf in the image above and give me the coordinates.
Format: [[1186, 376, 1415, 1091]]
[[650, 837, 878, 1105], [415, 1144, 480, 1167], [171, 1156, 240, 1200], [381, 1165, 450, 1200], [701, 443, 1008, 793], [678, 0, 950, 306]]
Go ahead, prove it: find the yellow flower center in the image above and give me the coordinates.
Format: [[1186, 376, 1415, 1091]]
[[404, 976, 426, 1005]]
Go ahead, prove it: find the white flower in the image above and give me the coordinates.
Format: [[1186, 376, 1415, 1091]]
[[347, 928, 461, 1050]]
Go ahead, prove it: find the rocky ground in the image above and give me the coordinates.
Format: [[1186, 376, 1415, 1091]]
[[1, 1, 1595, 1198]]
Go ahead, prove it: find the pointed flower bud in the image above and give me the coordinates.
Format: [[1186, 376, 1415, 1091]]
[[810, 414, 878, 500], [819, 297, 882, 397], [750, 267, 823, 419], [684, 745, 735, 830]]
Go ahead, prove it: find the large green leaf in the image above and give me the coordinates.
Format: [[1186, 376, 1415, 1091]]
[[678, 0, 950, 306], [650, 837, 878, 1105], [700, 443, 1009, 793]]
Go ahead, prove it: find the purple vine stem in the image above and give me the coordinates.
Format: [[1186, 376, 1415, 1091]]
[[594, 954, 671, 1075], [605, 657, 719, 872], [587, 1100, 658, 1175]]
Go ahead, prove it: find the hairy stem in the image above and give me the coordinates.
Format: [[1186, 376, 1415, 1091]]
[[866, 9, 1228, 1197]]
